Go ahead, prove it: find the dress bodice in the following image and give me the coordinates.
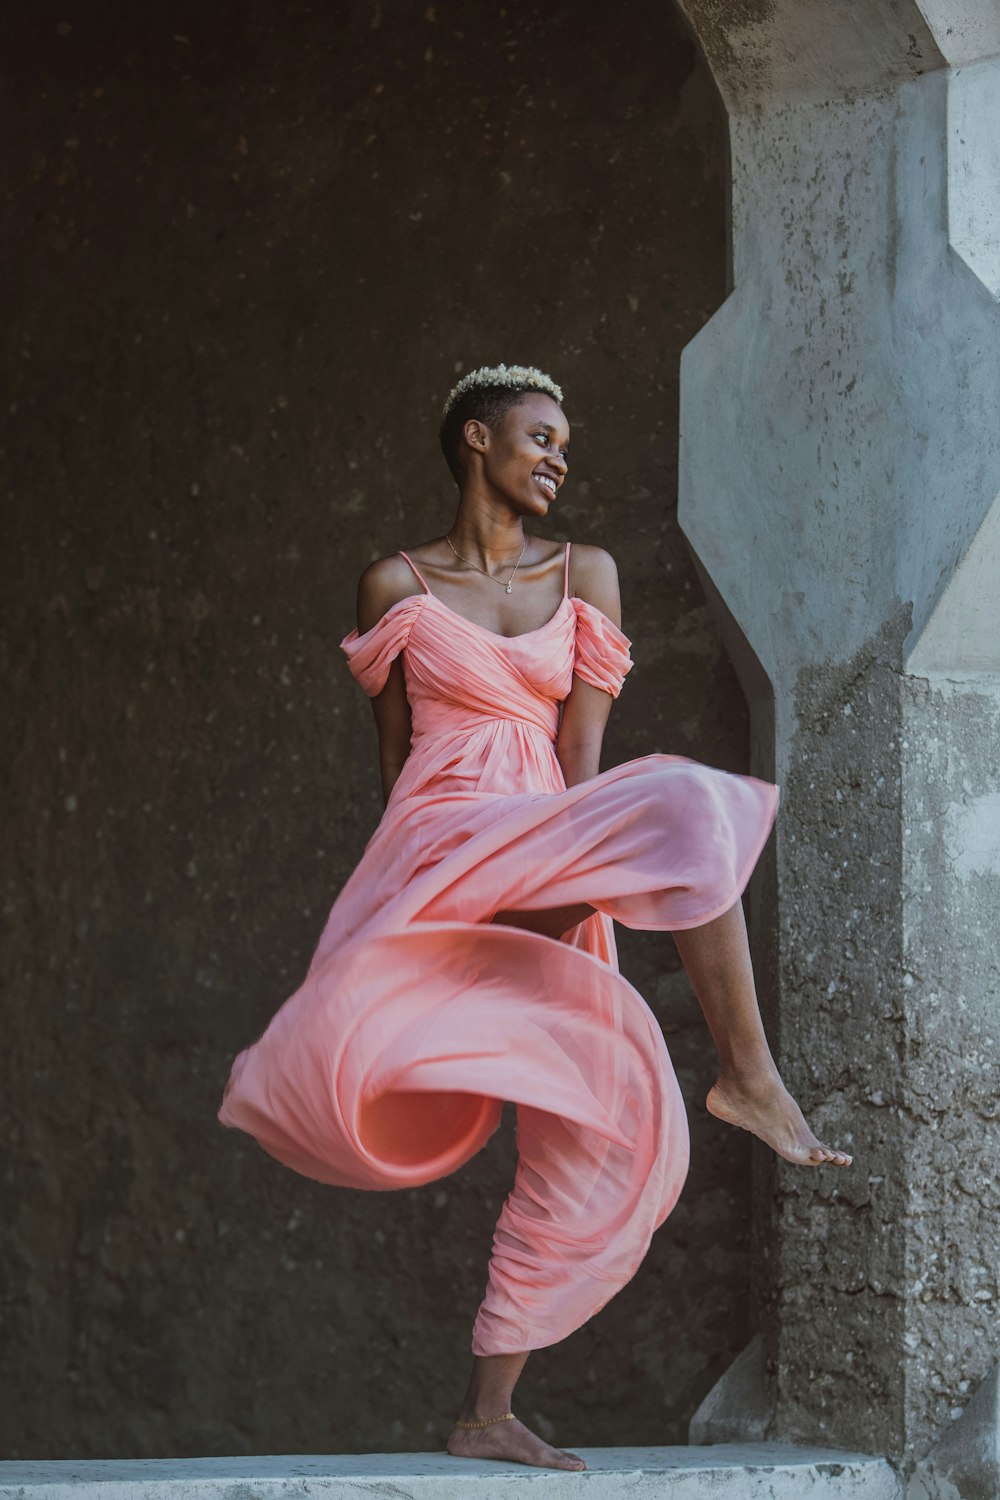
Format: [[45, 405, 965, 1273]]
[[339, 546, 634, 802]]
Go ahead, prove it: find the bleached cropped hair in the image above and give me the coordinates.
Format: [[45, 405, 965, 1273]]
[[439, 363, 565, 483], [441, 363, 564, 419]]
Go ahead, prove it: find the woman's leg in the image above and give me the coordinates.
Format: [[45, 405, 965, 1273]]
[[493, 896, 851, 1166], [672, 897, 851, 1165], [446, 1352, 586, 1471], [491, 901, 594, 940]]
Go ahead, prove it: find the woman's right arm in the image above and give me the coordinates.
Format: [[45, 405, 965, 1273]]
[[356, 557, 416, 806]]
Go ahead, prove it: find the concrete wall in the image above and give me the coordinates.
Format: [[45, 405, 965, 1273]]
[[676, 0, 1000, 1469], [1, 0, 755, 1461]]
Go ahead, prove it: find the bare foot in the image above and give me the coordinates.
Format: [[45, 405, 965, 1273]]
[[706, 1074, 853, 1166], [447, 1415, 587, 1471]]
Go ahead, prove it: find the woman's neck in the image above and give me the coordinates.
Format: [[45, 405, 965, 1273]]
[[448, 499, 528, 562]]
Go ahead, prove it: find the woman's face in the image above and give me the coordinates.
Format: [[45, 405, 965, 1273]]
[[473, 392, 570, 515]]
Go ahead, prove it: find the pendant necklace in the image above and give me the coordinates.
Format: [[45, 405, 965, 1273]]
[[445, 532, 527, 593]]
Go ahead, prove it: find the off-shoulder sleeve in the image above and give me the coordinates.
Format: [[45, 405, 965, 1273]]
[[571, 596, 634, 698], [339, 596, 425, 697]]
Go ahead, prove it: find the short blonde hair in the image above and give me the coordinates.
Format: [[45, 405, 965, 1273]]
[[441, 363, 564, 419]]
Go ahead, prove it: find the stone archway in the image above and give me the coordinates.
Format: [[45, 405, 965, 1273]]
[[673, 0, 1000, 1480]]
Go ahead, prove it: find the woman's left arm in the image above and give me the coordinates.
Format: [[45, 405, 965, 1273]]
[[555, 546, 622, 788]]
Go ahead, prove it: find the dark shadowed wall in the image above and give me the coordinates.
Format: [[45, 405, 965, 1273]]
[[1, 0, 750, 1460]]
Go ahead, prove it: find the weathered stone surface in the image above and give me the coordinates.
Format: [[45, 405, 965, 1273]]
[[0, 1447, 903, 1500], [0, 0, 757, 1465], [688, 1335, 773, 1444], [677, 0, 1000, 1470], [898, 677, 1000, 1465], [909, 1362, 1000, 1500]]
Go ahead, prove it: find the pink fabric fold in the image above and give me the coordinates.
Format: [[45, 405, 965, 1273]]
[[571, 596, 634, 697], [340, 593, 426, 697]]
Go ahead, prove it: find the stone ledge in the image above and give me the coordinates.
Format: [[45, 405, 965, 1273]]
[[0, 1446, 902, 1499]]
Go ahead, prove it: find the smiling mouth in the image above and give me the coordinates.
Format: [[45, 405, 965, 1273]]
[[534, 474, 557, 498]]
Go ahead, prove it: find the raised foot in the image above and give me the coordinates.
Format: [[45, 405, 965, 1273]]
[[706, 1075, 853, 1167], [447, 1415, 587, 1471]]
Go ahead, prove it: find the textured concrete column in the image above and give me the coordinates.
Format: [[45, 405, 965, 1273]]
[[675, 0, 1000, 1470]]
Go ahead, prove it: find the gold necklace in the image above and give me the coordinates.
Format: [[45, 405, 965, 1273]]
[[445, 532, 527, 593]]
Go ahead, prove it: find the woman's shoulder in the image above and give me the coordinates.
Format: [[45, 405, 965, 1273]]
[[568, 543, 622, 624], [355, 550, 427, 635], [568, 541, 619, 581]]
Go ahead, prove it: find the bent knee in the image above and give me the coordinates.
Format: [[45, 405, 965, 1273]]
[[491, 903, 595, 940]]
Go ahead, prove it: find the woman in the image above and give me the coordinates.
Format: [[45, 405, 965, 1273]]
[[219, 363, 851, 1474]]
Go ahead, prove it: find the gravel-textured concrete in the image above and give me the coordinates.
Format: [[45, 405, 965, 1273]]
[[0, 1447, 902, 1500], [676, 0, 1000, 1471]]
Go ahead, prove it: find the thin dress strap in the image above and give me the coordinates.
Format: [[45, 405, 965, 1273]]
[[563, 540, 572, 598], [398, 550, 431, 594]]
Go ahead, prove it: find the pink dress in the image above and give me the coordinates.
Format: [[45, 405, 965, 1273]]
[[218, 543, 779, 1356]]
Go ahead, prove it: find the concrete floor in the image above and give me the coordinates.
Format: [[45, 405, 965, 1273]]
[[0, 1445, 902, 1498]]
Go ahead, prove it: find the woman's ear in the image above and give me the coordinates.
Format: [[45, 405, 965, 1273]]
[[463, 418, 490, 454]]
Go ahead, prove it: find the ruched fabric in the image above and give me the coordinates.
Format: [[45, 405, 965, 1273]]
[[218, 544, 780, 1355]]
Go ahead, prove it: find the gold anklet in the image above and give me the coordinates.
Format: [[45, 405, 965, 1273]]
[[453, 1411, 515, 1429]]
